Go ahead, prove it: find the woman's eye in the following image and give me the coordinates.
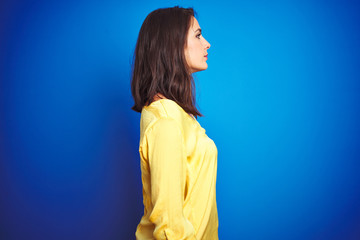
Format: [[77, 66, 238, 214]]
[[196, 34, 201, 39]]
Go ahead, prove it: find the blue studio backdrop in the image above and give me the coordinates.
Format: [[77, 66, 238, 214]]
[[1, 0, 360, 239]]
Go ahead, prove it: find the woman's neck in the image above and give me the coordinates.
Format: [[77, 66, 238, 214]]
[[153, 93, 166, 101]]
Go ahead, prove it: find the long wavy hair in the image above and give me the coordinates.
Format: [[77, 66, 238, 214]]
[[130, 6, 203, 118]]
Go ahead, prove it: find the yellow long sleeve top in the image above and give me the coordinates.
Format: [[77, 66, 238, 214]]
[[135, 98, 219, 240]]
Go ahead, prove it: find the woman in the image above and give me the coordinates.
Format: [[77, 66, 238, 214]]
[[131, 6, 218, 240]]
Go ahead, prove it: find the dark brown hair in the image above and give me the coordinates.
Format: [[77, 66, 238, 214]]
[[130, 6, 203, 118]]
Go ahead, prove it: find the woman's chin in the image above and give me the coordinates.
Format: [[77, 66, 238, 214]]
[[191, 65, 208, 73]]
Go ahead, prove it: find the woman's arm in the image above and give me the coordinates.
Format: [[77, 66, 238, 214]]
[[146, 117, 197, 240]]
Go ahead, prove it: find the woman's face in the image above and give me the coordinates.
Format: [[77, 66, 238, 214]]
[[184, 17, 211, 73]]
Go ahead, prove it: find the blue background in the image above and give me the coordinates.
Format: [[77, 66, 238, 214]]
[[1, 0, 360, 239]]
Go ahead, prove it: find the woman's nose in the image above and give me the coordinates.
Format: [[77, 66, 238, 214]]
[[204, 38, 210, 49]]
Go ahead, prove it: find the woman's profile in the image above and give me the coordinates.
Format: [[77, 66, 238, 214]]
[[131, 6, 218, 240]]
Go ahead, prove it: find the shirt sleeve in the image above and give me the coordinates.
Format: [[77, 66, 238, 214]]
[[145, 117, 197, 240]]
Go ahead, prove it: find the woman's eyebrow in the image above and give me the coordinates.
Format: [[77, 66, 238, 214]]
[[194, 28, 202, 33]]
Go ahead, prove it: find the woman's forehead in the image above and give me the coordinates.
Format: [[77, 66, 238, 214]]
[[190, 17, 200, 31]]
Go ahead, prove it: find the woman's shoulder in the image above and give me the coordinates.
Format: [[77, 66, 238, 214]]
[[140, 99, 184, 130], [142, 98, 185, 119], [138, 99, 186, 146]]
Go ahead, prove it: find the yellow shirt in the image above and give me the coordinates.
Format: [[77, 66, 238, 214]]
[[135, 99, 219, 240]]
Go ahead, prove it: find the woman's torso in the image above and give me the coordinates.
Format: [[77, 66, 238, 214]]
[[135, 98, 219, 240]]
